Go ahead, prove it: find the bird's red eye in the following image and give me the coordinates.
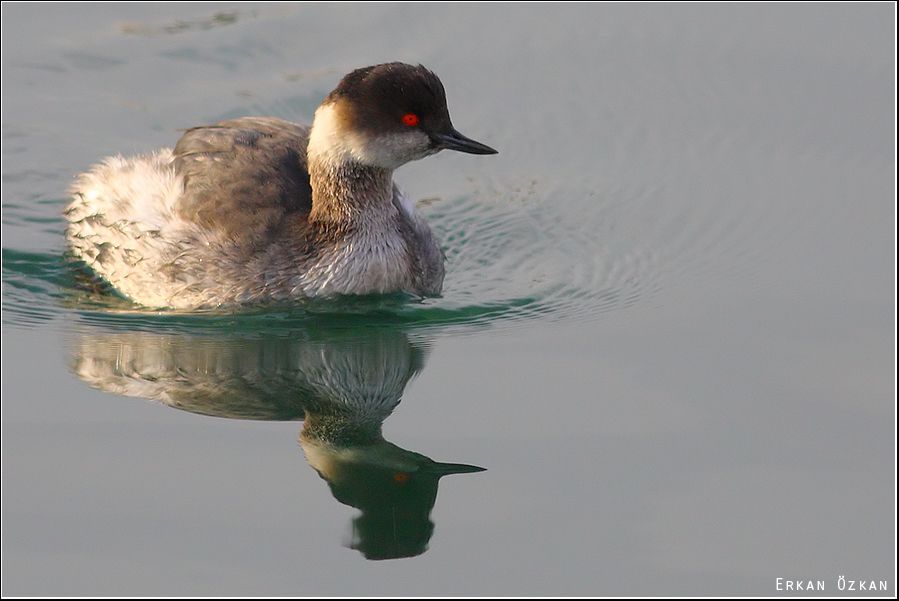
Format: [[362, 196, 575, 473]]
[[402, 113, 419, 127]]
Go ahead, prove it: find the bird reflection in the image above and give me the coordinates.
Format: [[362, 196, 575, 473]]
[[69, 324, 484, 560]]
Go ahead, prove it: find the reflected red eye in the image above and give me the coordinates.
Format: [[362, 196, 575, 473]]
[[393, 472, 410, 484], [402, 113, 419, 126]]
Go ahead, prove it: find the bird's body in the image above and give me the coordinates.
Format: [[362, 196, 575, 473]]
[[66, 118, 442, 308], [65, 63, 496, 309]]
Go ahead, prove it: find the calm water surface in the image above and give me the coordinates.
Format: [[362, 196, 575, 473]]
[[2, 3, 895, 596]]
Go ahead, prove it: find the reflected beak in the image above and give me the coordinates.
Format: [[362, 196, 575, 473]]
[[433, 129, 498, 155], [423, 461, 487, 476]]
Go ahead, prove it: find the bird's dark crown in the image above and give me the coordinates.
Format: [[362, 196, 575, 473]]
[[325, 63, 452, 134]]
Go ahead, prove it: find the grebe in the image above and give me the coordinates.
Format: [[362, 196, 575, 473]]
[[65, 63, 497, 309]]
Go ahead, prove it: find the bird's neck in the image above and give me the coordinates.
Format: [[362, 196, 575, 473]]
[[301, 411, 386, 447], [307, 156, 396, 229], [307, 101, 397, 229]]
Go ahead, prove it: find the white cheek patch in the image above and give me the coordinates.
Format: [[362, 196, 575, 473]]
[[307, 103, 361, 163], [361, 131, 432, 168], [308, 102, 434, 169]]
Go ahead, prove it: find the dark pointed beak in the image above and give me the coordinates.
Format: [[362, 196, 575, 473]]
[[433, 129, 498, 155]]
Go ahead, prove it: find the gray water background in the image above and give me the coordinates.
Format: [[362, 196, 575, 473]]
[[1, 3, 895, 596]]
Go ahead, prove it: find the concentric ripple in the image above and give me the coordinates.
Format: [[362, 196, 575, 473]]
[[420, 191, 662, 332]]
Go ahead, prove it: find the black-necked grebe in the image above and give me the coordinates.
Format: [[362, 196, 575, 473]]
[[65, 63, 497, 309]]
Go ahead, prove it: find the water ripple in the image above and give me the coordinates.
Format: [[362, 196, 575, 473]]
[[3, 187, 662, 337], [425, 193, 661, 332]]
